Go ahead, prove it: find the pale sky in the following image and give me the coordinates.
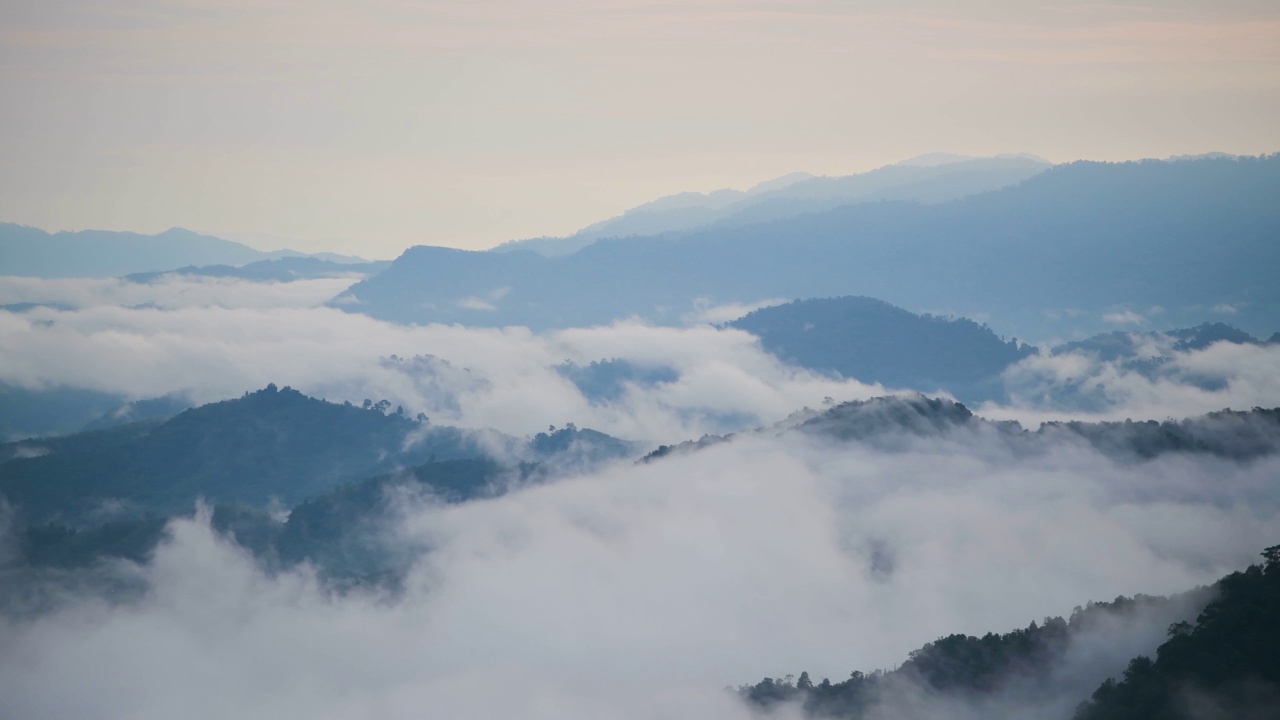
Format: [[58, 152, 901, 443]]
[[2, 0, 1278, 257]]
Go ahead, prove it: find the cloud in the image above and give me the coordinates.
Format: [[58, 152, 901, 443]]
[[0, 277, 883, 445], [2, 277, 1276, 717], [683, 296, 788, 324], [0, 275, 357, 310], [4, 276, 1277, 447], [986, 338, 1280, 425], [2, 422, 1278, 719], [455, 296, 497, 311], [1102, 310, 1146, 325]]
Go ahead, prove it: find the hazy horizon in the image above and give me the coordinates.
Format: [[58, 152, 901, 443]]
[[4, 148, 1275, 258], [4, 0, 1279, 257]]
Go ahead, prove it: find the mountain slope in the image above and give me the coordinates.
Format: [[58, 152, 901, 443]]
[[740, 589, 1209, 720], [0, 385, 498, 524], [1073, 548, 1280, 720], [739, 548, 1280, 720]]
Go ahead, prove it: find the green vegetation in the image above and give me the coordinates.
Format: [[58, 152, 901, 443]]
[[741, 548, 1280, 719], [739, 594, 1198, 717], [1073, 547, 1280, 720]]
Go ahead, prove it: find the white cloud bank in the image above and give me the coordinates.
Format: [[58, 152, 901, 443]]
[[1, 276, 1277, 719], [3, 276, 1279, 445], [1, 427, 1277, 720], [988, 338, 1280, 426], [0, 277, 881, 445]]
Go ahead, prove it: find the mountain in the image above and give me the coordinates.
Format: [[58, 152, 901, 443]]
[[0, 225, 270, 277], [728, 296, 1035, 402], [0, 224, 375, 278], [740, 589, 1210, 720], [491, 156, 1049, 257], [337, 155, 1280, 339], [0, 385, 500, 525], [0, 385, 639, 580], [5, 422, 636, 583], [228, 458, 515, 580]]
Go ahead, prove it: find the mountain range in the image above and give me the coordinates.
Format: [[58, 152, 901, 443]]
[[335, 155, 1280, 340], [492, 155, 1051, 257], [0, 224, 374, 278]]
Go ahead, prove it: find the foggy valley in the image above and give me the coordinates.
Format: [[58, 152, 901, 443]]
[[2, 2, 1280, 717]]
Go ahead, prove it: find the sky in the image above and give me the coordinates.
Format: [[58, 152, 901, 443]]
[[2, 0, 1278, 258]]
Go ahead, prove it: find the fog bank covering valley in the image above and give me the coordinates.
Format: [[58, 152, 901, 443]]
[[2, 151, 1279, 719]]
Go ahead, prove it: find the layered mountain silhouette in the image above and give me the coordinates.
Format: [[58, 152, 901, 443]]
[[335, 155, 1280, 339], [0, 224, 371, 278], [492, 156, 1050, 256]]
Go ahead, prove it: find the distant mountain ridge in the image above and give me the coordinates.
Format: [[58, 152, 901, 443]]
[[0, 224, 374, 278], [338, 155, 1280, 339], [491, 155, 1050, 257], [0, 385, 502, 526]]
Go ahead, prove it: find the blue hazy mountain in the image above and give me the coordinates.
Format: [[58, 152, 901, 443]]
[[0, 385, 496, 525], [0, 383, 129, 442], [728, 296, 1035, 402], [0, 224, 374, 278], [1, 388, 637, 579], [492, 155, 1050, 257], [337, 155, 1280, 339], [0, 384, 637, 528]]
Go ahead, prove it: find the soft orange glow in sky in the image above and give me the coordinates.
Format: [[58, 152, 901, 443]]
[[2, 0, 1278, 256]]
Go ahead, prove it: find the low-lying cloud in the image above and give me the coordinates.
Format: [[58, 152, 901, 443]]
[[0, 277, 881, 444], [0, 275, 358, 310], [2, 424, 1276, 719], [989, 339, 1280, 425], [3, 276, 1279, 446]]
